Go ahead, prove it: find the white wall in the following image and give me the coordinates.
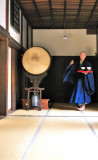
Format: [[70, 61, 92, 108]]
[[0, 0, 6, 29], [33, 29, 96, 56], [23, 16, 27, 49], [7, 47, 11, 110], [8, 0, 21, 44]]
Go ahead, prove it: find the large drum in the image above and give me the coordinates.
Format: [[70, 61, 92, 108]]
[[22, 47, 51, 75]]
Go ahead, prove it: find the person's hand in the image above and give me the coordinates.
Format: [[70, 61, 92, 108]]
[[83, 72, 88, 75], [70, 60, 74, 66]]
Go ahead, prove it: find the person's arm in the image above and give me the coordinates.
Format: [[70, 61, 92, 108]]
[[70, 60, 74, 66], [63, 60, 75, 84], [66, 60, 74, 72]]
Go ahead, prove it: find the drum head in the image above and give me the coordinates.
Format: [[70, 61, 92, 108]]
[[22, 47, 51, 75]]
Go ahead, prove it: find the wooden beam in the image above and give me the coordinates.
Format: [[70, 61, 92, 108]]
[[49, 0, 55, 29], [6, 0, 9, 31], [9, 36, 25, 51], [32, 0, 43, 28], [85, 0, 98, 29], [87, 28, 97, 34], [0, 25, 10, 41], [74, 0, 83, 29]]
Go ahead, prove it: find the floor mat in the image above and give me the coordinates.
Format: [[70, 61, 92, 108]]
[[0, 113, 44, 160], [28, 116, 98, 160]]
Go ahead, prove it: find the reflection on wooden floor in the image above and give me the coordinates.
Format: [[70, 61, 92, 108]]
[[0, 103, 98, 160]]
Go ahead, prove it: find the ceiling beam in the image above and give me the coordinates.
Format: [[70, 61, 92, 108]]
[[74, 0, 83, 28], [32, 0, 43, 28], [63, 0, 67, 29], [48, 0, 55, 29], [85, 0, 98, 29]]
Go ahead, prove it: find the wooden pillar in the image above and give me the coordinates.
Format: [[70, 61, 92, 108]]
[[97, 27, 98, 55], [0, 26, 10, 115], [0, 39, 8, 115], [11, 48, 16, 111]]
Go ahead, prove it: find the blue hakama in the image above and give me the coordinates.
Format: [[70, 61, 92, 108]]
[[70, 79, 91, 105]]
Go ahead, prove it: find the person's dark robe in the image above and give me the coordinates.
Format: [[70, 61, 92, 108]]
[[63, 59, 95, 105]]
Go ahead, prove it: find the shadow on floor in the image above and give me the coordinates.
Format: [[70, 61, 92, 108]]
[[51, 102, 98, 111]]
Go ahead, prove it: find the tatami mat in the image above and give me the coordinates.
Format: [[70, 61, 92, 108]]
[[48, 102, 83, 117], [81, 103, 98, 116], [0, 103, 98, 160], [28, 116, 98, 160], [83, 117, 98, 136], [10, 109, 48, 116], [0, 112, 46, 160]]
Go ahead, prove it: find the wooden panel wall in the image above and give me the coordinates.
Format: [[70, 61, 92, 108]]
[[40, 56, 98, 103]]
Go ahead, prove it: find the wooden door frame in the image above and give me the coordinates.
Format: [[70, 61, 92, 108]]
[[11, 48, 16, 111]]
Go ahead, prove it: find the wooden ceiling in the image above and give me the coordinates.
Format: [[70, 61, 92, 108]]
[[18, 0, 98, 29]]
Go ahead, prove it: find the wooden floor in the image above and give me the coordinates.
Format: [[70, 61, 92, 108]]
[[0, 103, 98, 160]]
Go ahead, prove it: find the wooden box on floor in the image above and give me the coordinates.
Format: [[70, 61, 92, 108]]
[[21, 99, 50, 110]]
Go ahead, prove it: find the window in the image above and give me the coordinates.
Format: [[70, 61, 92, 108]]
[[10, 0, 20, 32]]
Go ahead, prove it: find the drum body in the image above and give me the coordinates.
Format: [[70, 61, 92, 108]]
[[22, 47, 51, 75]]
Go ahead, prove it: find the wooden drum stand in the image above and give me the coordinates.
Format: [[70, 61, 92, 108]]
[[25, 87, 44, 110]]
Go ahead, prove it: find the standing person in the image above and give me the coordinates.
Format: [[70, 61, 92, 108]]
[[63, 51, 95, 111]]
